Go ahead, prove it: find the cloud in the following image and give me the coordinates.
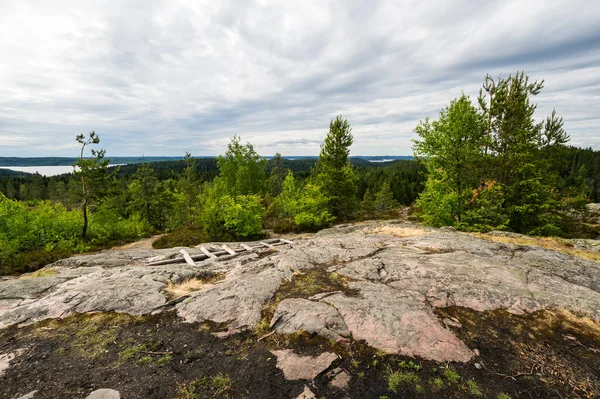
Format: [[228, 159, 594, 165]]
[[1, 0, 599, 157]]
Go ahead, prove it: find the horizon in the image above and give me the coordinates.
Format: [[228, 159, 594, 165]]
[[1, 1, 599, 157]]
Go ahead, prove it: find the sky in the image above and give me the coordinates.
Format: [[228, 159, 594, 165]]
[[1, 0, 599, 157]]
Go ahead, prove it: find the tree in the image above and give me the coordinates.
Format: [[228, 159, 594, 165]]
[[268, 153, 286, 196], [374, 182, 399, 212], [215, 136, 267, 197], [479, 72, 569, 233], [360, 187, 376, 216], [127, 163, 172, 230], [315, 115, 358, 220], [176, 152, 200, 225], [199, 136, 267, 240], [413, 95, 486, 225], [73, 131, 109, 239]]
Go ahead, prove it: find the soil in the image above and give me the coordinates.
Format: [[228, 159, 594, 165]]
[[2, 307, 599, 399]]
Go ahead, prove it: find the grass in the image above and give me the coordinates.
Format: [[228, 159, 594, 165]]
[[163, 274, 224, 300], [386, 365, 420, 393], [470, 232, 600, 264], [430, 377, 444, 390], [20, 267, 57, 279], [497, 393, 511, 399], [443, 368, 461, 384], [369, 226, 428, 238], [175, 374, 232, 399], [467, 379, 483, 396]]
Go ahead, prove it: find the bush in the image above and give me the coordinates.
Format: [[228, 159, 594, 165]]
[[199, 185, 265, 240]]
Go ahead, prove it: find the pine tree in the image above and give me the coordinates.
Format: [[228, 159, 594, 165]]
[[268, 153, 286, 196], [479, 72, 569, 233], [73, 131, 110, 238], [315, 115, 358, 220]]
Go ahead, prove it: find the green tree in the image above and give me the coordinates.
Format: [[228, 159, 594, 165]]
[[175, 152, 200, 225], [215, 136, 267, 197], [73, 131, 110, 239], [479, 72, 569, 233], [360, 187, 376, 216], [374, 182, 399, 212], [127, 163, 172, 230], [268, 152, 286, 196], [413, 95, 486, 225], [315, 115, 358, 220]]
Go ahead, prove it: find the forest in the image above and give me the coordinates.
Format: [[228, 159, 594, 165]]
[[1, 72, 599, 276]]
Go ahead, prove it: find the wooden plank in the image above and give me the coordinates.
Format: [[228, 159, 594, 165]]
[[260, 241, 275, 248], [222, 244, 236, 255], [240, 243, 254, 252], [179, 249, 196, 265], [280, 239, 293, 244], [200, 246, 217, 259]]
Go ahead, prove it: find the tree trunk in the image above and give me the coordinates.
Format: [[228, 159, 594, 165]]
[[81, 199, 88, 239]]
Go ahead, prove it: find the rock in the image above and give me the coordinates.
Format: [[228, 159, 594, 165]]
[[296, 385, 317, 399], [2, 223, 600, 366], [443, 318, 462, 329], [330, 370, 351, 389], [15, 391, 38, 399], [86, 389, 121, 399], [321, 281, 474, 362], [177, 267, 284, 331], [271, 349, 337, 380], [270, 298, 351, 341], [0, 274, 167, 328], [0, 352, 16, 377]]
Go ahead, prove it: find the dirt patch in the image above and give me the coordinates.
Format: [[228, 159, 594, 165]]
[[0, 312, 304, 399], [436, 307, 600, 399], [1, 307, 599, 398], [19, 268, 57, 279], [163, 274, 225, 301], [368, 226, 429, 238], [113, 235, 163, 250]]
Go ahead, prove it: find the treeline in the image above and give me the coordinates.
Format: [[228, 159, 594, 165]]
[[0, 129, 423, 275]]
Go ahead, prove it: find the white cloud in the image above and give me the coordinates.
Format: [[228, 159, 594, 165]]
[[0, 0, 599, 157]]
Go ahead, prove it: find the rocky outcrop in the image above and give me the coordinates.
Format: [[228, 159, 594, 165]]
[[1, 222, 599, 363]]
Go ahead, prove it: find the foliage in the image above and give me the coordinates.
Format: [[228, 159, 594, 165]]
[[272, 172, 333, 231], [267, 152, 286, 196], [294, 183, 334, 230], [413, 94, 486, 225], [152, 225, 208, 249], [73, 131, 111, 238], [314, 115, 358, 219], [0, 194, 147, 275], [199, 183, 264, 241], [414, 72, 585, 236], [374, 182, 399, 212], [127, 163, 174, 231], [215, 135, 267, 197]]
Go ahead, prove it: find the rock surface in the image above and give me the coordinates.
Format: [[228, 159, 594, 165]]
[[86, 389, 121, 399], [1, 222, 599, 363], [270, 298, 351, 341], [271, 349, 337, 380]]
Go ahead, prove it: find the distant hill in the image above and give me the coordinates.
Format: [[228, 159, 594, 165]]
[[0, 155, 413, 167], [0, 156, 185, 167], [0, 168, 32, 177]]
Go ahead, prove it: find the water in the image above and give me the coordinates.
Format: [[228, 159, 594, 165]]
[[0, 165, 122, 177]]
